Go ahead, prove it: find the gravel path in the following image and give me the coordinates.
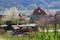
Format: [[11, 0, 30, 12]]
[[39, 29, 60, 32]]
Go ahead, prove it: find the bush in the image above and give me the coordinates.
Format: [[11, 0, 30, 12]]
[[6, 20, 13, 26], [0, 20, 6, 25]]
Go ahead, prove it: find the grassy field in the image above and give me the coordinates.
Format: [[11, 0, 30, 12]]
[[0, 24, 60, 40], [0, 31, 60, 40]]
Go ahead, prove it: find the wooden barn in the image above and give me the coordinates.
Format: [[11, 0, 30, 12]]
[[30, 7, 46, 23]]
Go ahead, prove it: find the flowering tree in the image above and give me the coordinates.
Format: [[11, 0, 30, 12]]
[[36, 16, 54, 32]]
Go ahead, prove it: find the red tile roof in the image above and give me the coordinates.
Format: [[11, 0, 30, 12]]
[[45, 11, 56, 15]]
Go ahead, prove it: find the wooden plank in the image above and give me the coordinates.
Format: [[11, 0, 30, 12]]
[[0, 25, 7, 27], [12, 24, 36, 27]]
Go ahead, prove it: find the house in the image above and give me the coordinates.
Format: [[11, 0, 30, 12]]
[[55, 11, 60, 23], [19, 13, 30, 24], [0, 14, 6, 20], [30, 7, 46, 23], [0, 15, 6, 24]]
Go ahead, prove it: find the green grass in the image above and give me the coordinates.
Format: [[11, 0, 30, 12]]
[[0, 32, 60, 40]]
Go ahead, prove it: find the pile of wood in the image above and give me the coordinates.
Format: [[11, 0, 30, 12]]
[[0, 25, 7, 34], [12, 24, 38, 36], [0, 24, 38, 37], [0, 28, 5, 34]]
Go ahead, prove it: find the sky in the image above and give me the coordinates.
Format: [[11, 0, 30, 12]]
[[0, 0, 60, 10]]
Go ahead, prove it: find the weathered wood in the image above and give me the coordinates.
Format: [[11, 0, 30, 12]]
[[0, 27, 6, 34], [11, 24, 38, 35], [12, 24, 36, 29]]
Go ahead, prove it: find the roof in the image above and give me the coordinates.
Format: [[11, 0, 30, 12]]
[[32, 7, 46, 15], [45, 11, 56, 15]]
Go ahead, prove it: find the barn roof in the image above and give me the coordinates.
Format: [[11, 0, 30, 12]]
[[32, 7, 46, 15]]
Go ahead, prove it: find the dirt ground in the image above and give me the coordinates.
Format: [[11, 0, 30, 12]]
[[0, 38, 4, 40]]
